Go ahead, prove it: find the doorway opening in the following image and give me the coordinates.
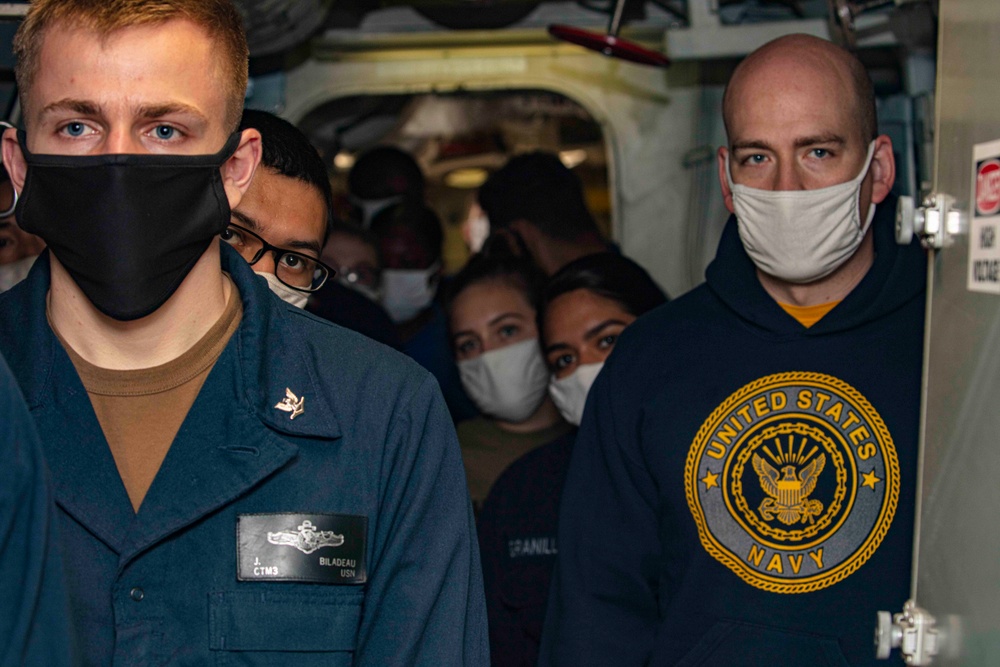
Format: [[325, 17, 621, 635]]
[[298, 89, 611, 273]]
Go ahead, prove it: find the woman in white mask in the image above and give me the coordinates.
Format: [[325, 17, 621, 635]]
[[475, 252, 666, 667], [542, 253, 668, 426], [445, 239, 571, 513]]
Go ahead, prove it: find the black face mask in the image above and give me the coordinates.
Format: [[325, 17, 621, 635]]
[[15, 131, 241, 321]]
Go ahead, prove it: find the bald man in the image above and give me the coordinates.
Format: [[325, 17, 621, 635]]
[[540, 35, 925, 666]]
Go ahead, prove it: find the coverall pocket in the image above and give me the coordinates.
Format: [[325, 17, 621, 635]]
[[672, 619, 851, 667], [209, 589, 362, 666]]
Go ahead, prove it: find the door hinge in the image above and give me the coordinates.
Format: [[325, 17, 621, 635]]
[[896, 193, 967, 249], [876, 600, 939, 664]]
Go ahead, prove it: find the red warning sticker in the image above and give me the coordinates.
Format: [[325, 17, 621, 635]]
[[969, 139, 1000, 295], [976, 159, 1000, 216]]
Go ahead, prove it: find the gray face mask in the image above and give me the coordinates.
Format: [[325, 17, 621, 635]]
[[727, 141, 876, 284], [458, 339, 550, 423]]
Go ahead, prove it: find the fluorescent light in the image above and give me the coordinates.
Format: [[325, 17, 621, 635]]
[[444, 167, 489, 189], [559, 149, 587, 169], [333, 151, 356, 170]]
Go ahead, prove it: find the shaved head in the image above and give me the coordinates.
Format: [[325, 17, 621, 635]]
[[715, 32, 896, 303], [723, 34, 876, 146]]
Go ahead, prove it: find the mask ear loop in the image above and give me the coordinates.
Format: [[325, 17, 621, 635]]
[[0, 121, 17, 218]]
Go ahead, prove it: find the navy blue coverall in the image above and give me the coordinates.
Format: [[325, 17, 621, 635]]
[[0, 244, 488, 666], [0, 352, 73, 667]]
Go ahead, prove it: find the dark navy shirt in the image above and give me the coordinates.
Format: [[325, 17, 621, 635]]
[[306, 280, 403, 351], [0, 353, 73, 667], [477, 430, 575, 667], [402, 301, 479, 423]]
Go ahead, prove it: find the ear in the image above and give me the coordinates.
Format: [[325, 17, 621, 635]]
[[221, 128, 262, 210], [867, 134, 895, 206], [717, 146, 735, 214], [2, 127, 27, 193]]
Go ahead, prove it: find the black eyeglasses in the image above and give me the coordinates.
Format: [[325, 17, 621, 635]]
[[221, 222, 334, 292]]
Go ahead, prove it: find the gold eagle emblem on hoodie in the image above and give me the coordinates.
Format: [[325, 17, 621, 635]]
[[753, 452, 826, 525]]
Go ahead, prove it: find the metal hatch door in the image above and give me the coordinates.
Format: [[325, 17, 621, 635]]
[[886, 0, 1000, 663]]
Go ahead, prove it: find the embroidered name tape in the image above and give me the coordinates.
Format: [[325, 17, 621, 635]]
[[237, 513, 367, 584], [506, 535, 558, 560]]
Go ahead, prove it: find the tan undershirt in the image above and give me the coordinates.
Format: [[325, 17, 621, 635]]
[[51, 277, 243, 511], [457, 416, 574, 513], [778, 300, 841, 328]]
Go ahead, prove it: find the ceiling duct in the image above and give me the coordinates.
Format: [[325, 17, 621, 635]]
[[234, 0, 333, 57], [410, 0, 541, 29]]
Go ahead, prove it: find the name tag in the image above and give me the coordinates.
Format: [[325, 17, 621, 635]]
[[507, 535, 558, 559], [237, 513, 367, 584]]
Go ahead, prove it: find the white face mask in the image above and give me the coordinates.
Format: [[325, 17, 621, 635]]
[[381, 262, 439, 323], [256, 271, 309, 309], [727, 141, 877, 284], [458, 339, 550, 423], [351, 195, 403, 229], [548, 362, 605, 426], [0, 254, 37, 292], [466, 210, 490, 254]]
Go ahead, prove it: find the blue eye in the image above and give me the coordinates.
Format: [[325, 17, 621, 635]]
[[811, 148, 830, 158], [64, 122, 86, 137], [154, 125, 176, 140]]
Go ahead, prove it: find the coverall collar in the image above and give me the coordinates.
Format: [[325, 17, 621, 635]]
[[10, 243, 342, 439]]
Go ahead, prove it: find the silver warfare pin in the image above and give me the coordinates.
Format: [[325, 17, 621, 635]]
[[274, 388, 305, 420]]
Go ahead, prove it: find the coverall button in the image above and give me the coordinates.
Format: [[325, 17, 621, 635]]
[[129, 587, 144, 602]]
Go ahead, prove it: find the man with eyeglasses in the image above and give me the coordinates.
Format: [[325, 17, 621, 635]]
[[311, 219, 404, 350], [322, 220, 384, 304], [227, 109, 334, 309], [233, 110, 404, 351]]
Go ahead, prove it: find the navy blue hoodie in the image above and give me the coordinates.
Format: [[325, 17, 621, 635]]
[[540, 195, 925, 666]]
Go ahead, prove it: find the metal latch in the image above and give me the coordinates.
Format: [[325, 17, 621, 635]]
[[895, 193, 967, 249], [875, 600, 939, 664]]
